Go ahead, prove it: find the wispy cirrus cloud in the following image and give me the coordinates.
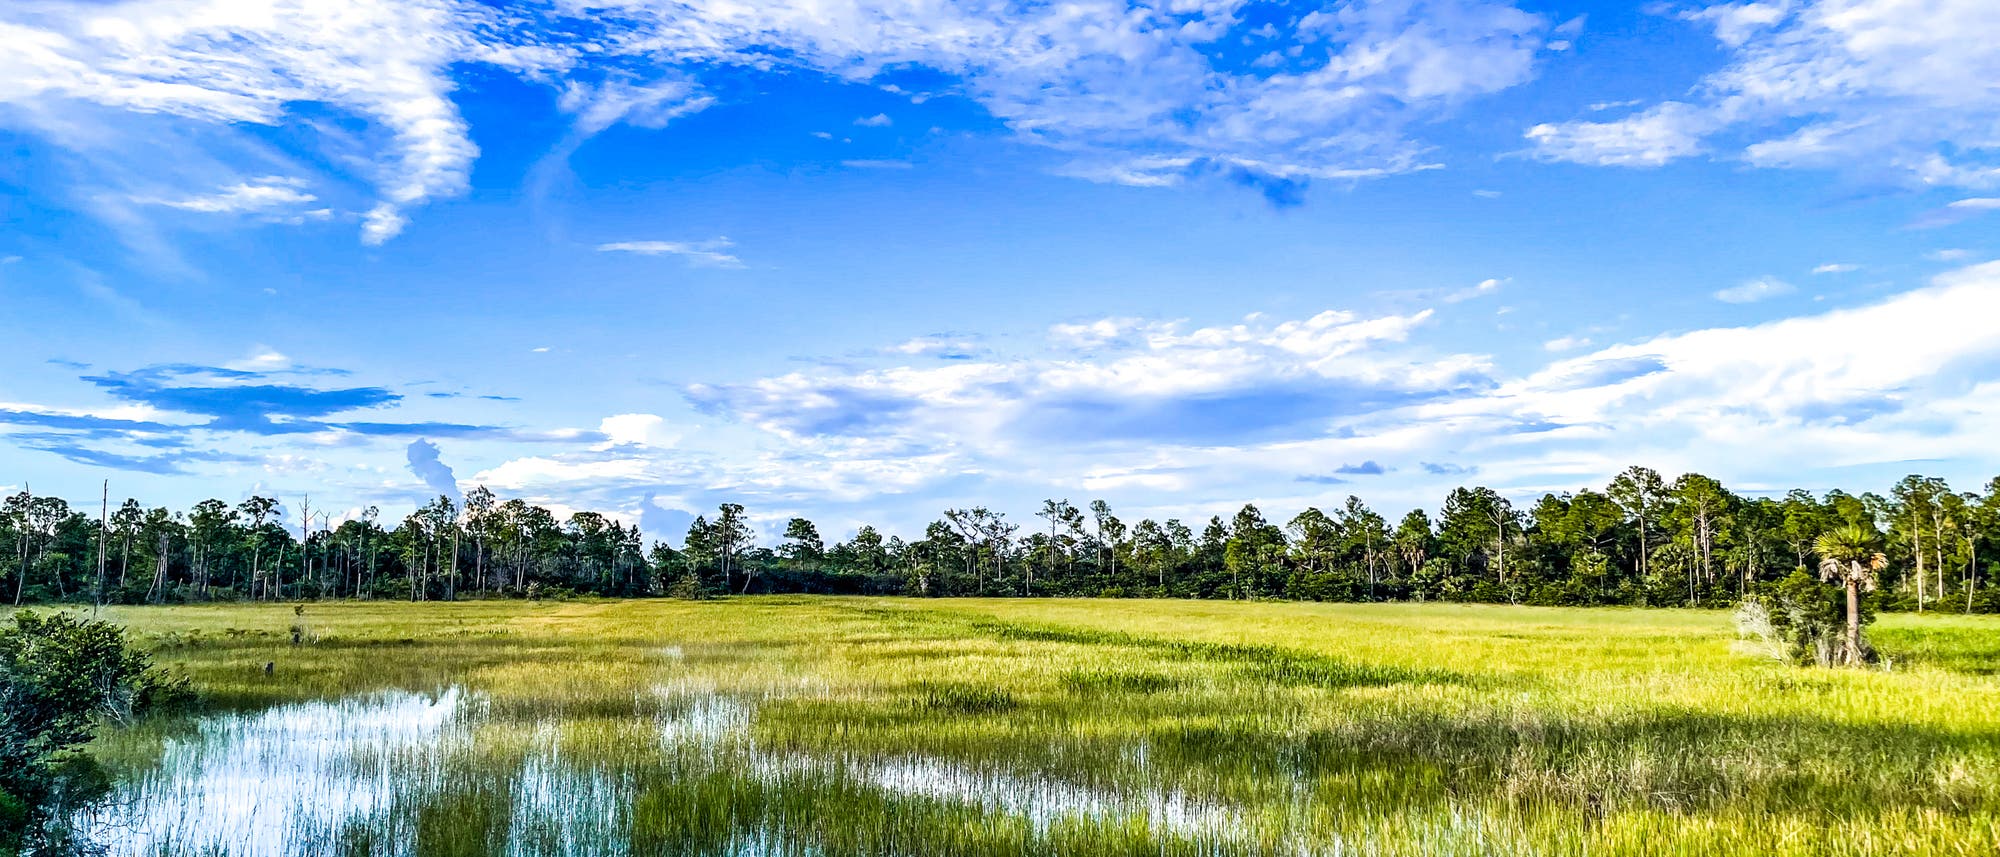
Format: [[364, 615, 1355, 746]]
[[0, 0, 514, 245], [1526, 0, 2000, 188], [1910, 198, 2000, 230], [132, 176, 330, 222], [596, 238, 743, 268], [1, 0, 1563, 249]]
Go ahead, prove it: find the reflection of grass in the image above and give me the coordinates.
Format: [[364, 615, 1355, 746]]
[[86, 598, 2000, 856]]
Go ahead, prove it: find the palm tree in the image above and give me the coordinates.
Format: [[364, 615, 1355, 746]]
[[1814, 524, 1887, 666]]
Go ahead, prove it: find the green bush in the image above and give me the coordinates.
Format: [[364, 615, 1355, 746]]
[[0, 611, 187, 851], [1739, 571, 1874, 666]]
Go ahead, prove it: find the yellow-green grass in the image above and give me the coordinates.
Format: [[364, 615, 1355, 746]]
[[79, 598, 2000, 856]]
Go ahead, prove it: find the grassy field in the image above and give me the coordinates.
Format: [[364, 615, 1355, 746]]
[[78, 598, 2000, 856]]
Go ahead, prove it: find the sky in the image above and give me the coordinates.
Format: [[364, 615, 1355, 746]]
[[1, 0, 1998, 543]]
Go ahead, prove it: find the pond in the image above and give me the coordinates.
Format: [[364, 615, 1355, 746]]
[[79, 685, 1240, 857]]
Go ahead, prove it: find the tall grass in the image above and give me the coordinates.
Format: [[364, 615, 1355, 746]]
[[73, 598, 2000, 856]]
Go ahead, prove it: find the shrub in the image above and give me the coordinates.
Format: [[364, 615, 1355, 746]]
[[1738, 571, 1874, 667], [667, 573, 710, 601], [0, 611, 188, 851]]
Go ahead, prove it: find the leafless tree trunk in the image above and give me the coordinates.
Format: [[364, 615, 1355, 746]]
[[95, 481, 108, 611]]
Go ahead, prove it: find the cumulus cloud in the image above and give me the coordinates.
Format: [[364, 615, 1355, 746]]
[[1526, 0, 2000, 187], [1526, 101, 1713, 167], [1414, 262, 2000, 481], [688, 307, 1487, 451], [284, 261, 2000, 535], [405, 438, 461, 501], [596, 413, 677, 448]]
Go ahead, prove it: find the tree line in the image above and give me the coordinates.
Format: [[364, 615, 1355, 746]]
[[5, 468, 1997, 613]]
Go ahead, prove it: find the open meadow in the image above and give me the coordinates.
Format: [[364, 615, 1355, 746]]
[[78, 598, 2000, 856]]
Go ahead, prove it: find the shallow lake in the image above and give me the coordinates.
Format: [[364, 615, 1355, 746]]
[[81, 686, 1238, 856]]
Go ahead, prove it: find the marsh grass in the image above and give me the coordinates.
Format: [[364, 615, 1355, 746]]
[[71, 598, 2000, 856]]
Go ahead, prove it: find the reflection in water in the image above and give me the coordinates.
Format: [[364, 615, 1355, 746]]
[[83, 686, 1234, 856], [86, 689, 468, 855]]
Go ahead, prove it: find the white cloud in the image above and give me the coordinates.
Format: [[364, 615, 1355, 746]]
[[557, 0, 1557, 186], [360, 204, 410, 246], [559, 77, 711, 137], [1526, 101, 1713, 167], [354, 263, 2000, 532], [596, 238, 743, 268], [840, 159, 913, 170], [224, 346, 292, 372], [1714, 276, 1794, 304], [1444, 277, 1506, 303], [597, 413, 677, 448], [1468, 262, 2000, 447], [2, 0, 1568, 246], [0, 0, 501, 244], [888, 335, 982, 359], [1910, 197, 2000, 229], [1542, 335, 1590, 352], [1526, 0, 2000, 187], [687, 306, 1482, 461], [134, 176, 324, 219], [1812, 263, 1858, 274], [853, 113, 892, 127]]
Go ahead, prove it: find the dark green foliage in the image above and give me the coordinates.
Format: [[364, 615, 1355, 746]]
[[0, 611, 186, 852], [6, 470, 2000, 613], [667, 572, 710, 601], [1742, 572, 1876, 666]]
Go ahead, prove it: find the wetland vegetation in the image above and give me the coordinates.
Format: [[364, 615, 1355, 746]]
[[35, 597, 2000, 856]]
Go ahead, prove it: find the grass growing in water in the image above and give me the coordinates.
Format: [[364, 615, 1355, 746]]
[[75, 597, 2000, 856]]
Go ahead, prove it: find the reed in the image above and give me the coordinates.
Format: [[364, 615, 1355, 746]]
[[73, 597, 2000, 856]]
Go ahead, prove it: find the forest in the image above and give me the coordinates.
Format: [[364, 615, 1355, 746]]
[[5, 466, 1997, 612]]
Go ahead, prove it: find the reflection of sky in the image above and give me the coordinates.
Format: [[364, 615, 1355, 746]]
[[90, 688, 465, 856], [88, 684, 1243, 854]]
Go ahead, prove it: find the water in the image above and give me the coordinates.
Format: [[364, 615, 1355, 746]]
[[86, 689, 466, 855], [81, 686, 1237, 856]]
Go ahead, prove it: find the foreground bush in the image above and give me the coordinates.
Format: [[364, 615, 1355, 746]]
[[0, 611, 186, 855]]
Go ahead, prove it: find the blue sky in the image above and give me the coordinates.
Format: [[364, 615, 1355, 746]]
[[1, 0, 1997, 541]]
